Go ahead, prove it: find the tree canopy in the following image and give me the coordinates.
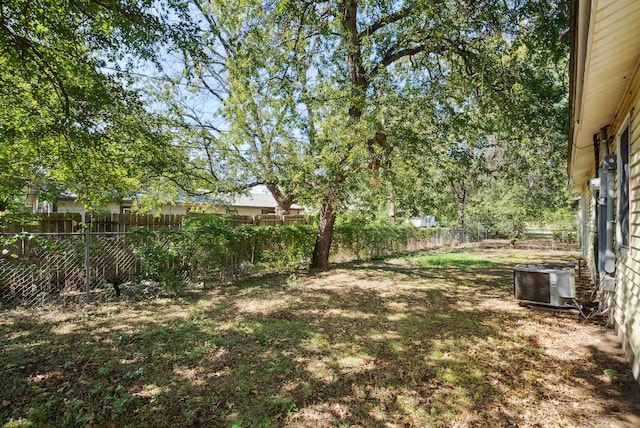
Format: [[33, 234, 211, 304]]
[[0, 0, 197, 209], [1, 0, 571, 269], [164, 0, 570, 268]]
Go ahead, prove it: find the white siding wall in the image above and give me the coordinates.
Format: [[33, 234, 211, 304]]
[[218, 207, 264, 216], [160, 205, 189, 215], [612, 72, 640, 381], [56, 201, 86, 215]]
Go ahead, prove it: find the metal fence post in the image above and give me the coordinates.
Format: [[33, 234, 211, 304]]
[[84, 226, 91, 293]]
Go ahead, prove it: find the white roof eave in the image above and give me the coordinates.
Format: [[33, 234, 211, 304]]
[[569, 0, 640, 192]]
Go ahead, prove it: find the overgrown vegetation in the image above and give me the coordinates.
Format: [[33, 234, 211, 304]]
[[333, 218, 449, 261], [1, 245, 638, 427], [132, 215, 315, 287], [131, 215, 451, 288]]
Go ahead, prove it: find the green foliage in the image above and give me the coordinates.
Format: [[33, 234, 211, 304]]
[[132, 216, 316, 288], [603, 368, 627, 383], [180, 214, 240, 275], [286, 274, 301, 289], [132, 229, 186, 290], [130, 215, 451, 288], [466, 179, 574, 239], [413, 252, 499, 268], [528, 208, 576, 231], [0, 0, 572, 272], [0, 0, 198, 210], [153, 0, 572, 270], [238, 223, 316, 267], [333, 217, 444, 261]]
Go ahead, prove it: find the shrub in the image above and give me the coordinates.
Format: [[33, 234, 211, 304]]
[[132, 215, 447, 289], [333, 218, 442, 260], [132, 216, 316, 289]]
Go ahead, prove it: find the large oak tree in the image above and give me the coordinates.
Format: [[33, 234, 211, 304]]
[[175, 0, 568, 270]]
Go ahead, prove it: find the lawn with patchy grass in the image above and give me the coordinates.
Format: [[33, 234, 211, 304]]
[[2, 244, 640, 427]]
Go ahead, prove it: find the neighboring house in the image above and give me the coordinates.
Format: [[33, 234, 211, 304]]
[[26, 190, 303, 216], [408, 216, 437, 228], [568, 0, 640, 382]]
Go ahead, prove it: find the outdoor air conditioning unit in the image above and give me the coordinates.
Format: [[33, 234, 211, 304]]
[[514, 264, 575, 307]]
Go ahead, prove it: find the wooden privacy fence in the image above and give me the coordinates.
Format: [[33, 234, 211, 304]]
[[1, 213, 310, 233]]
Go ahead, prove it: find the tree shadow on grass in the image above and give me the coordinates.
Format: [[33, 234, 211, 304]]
[[1, 254, 639, 427]]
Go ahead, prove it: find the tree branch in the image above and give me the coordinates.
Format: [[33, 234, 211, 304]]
[[371, 37, 475, 77], [371, 44, 436, 77], [359, 6, 412, 38], [0, 20, 72, 119]]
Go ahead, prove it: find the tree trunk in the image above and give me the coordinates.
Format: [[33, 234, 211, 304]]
[[389, 183, 396, 224], [310, 196, 337, 271], [449, 179, 467, 245], [340, 0, 368, 123], [456, 197, 466, 229]]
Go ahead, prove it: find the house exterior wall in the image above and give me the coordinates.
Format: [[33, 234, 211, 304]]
[[579, 190, 597, 283], [53, 201, 78, 213], [607, 66, 640, 381], [189, 206, 300, 216], [159, 205, 189, 215], [56, 201, 120, 215], [569, 0, 640, 386]]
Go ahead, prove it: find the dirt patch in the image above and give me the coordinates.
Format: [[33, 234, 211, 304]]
[[1, 244, 639, 427]]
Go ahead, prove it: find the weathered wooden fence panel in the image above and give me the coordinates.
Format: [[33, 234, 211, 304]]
[[1, 213, 309, 234], [0, 213, 83, 233], [256, 214, 283, 226], [228, 215, 255, 227], [283, 215, 307, 225], [84, 213, 183, 232]]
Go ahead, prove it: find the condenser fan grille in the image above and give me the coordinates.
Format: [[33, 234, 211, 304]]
[[514, 271, 551, 304]]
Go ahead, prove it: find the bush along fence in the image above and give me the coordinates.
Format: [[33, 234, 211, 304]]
[[1, 214, 479, 307]]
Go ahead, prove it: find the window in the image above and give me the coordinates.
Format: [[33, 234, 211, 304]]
[[618, 124, 630, 248]]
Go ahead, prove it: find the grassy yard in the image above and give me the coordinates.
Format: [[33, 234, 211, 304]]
[[2, 245, 640, 427]]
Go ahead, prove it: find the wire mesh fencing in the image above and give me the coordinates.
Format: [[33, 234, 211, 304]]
[[0, 229, 254, 307], [0, 225, 507, 308], [0, 231, 141, 307]]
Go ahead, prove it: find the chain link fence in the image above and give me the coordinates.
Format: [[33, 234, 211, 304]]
[[1, 225, 523, 308], [1, 231, 141, 307]]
